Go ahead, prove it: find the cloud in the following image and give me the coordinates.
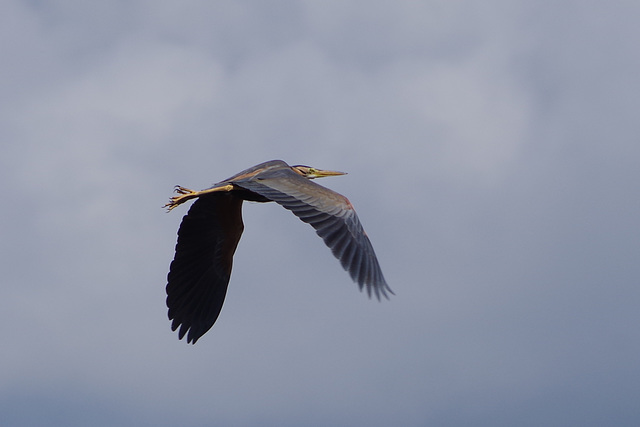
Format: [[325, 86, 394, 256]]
[[1, 1, 639, 426]]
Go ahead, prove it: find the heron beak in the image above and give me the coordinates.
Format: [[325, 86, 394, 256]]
[[313, 169, 347, 178]]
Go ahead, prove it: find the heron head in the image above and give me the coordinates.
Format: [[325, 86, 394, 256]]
[[292, 165, 347, 179]]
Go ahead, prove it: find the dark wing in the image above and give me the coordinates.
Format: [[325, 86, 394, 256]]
[[234, 169, 392, 299], [166, 193, 244, 344]]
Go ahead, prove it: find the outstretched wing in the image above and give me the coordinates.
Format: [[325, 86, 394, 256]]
[[166, 193, 244, 344], [234, 169, 392, 299]]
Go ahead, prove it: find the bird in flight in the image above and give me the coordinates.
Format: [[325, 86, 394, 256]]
[[164, 160, 392, 343]]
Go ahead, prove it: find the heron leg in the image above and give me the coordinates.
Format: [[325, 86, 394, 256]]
[[164, 184, 234, 211]]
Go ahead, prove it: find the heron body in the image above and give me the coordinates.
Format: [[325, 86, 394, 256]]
[[165, 160, 391, 343]]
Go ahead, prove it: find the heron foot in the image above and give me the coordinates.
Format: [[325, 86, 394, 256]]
[[164, 186, 197, 211]]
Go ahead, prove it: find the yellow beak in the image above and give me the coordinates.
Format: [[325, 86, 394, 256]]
[[313, 169, 347, 178]]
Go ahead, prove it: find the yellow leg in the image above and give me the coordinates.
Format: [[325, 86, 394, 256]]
[[164, 184, 234, 211]]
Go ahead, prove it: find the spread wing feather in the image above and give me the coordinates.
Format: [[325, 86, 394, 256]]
[[234, 170, 392, 299], [166, 193, 244, 343]]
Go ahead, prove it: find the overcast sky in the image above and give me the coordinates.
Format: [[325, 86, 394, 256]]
[[1, 1, 639, 426]]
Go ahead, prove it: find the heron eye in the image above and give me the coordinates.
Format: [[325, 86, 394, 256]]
[[308, 168, 317, 174]]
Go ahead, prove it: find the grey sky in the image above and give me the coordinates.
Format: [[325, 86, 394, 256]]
[[1, 1, 639, 426]]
